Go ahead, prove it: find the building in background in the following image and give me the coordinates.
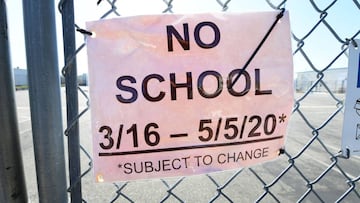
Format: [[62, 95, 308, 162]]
[[13, 68, 88, 88], [295, 68, 347, 93], [77, 73, 88, 86], [13, 67, 27, 86], [14, 66, 347, 93]]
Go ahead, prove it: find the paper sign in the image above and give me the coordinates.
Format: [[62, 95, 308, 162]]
[[86, 11, 293, 182], [342, 39, 360, 156]]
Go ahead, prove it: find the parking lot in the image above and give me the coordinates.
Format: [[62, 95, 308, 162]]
[[16, 89, 360, 202]]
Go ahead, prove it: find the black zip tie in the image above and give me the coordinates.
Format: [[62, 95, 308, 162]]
[[76, 28, 93, 36], [97, 0, 103, 5], [351, 39, 358, 48], [346, 38, 358, 48], [278, 148, 285, 155], [230, 8, 285, 88], [336, 148, 351, 159], [344, 148, 350, 159]]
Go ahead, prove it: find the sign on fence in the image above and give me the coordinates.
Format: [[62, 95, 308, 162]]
[[342, 39, 360, 156], [86, 11, 293, 182]]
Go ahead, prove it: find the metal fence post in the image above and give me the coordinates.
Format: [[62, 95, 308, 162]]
[[60, 0, 82, 202], [0, 1, 28, 202], [22, 1, 67, 202]]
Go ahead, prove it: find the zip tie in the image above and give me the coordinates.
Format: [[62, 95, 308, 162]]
[[278, 148, 285, 155], [345, 148, 350, 159], [76, 28, 93, 36], [97, 0, 103, 5], [351, 39, 358, 48]]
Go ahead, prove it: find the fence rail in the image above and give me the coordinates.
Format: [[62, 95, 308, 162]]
[[0, 1, 27, 202]]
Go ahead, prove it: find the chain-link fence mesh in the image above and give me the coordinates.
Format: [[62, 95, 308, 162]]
[[57, 0, 360, 202]]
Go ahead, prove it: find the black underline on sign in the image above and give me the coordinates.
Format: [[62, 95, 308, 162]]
[[170, 133, 189, 138], [98, 135, 283, 156]]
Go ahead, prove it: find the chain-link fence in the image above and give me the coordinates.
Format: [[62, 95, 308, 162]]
[[10, 0, 360, 202]]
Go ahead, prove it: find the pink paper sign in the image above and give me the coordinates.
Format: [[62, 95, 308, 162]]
[[86, 11, 293, 182]]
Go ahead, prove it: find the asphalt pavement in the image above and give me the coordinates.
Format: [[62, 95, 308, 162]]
[[16, 89, 360, 202]]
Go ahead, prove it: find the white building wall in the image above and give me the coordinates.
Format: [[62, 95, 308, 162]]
[[13, 68, 28, 86], [295, 68, 347, 93]]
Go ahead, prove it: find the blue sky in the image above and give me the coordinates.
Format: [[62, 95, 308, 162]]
[[5, 0, 360, 74]]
